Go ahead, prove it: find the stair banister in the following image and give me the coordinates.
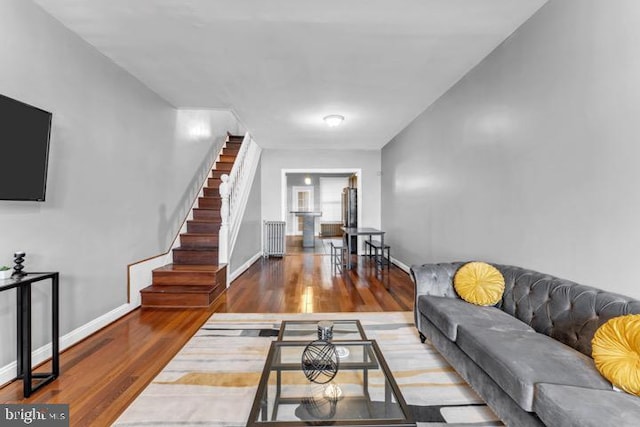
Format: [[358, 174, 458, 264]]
[[218, 174, 230, 265], [218, 133, 261, 268]]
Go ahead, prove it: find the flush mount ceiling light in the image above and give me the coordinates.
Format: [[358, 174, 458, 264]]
[[323, 115, 344, 127]]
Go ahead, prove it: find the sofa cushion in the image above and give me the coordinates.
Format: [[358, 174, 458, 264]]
[[456, 325, 611, 411], [591, 314, 640, 396], [418, 296, 534, 341], [534, 383, 640, 427], [454, 261, 505, 306]]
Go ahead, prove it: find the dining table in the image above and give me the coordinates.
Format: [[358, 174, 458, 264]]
[[341, 227, 386, 269]]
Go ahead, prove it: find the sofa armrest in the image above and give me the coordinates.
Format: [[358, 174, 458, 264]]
[[411, 262, 463, 330]]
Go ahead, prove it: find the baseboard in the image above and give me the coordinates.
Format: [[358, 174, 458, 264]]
[[0, 303, 134, 386], [229, 252, 262, 283], [391, 256, 411, 274]]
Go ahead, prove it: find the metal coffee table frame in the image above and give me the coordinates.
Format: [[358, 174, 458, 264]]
[[247, 339, 415, 427], [278, 319, 368, 341]]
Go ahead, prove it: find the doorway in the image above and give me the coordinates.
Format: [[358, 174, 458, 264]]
[[281, 169, 362, 255], [291, 186, 313, 235]]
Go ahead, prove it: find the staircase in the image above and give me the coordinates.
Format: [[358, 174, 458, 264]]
[[139, 134, 243, 307]]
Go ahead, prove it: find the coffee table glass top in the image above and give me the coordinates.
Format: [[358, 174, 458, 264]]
[[278, 319, 367, 341], [247, 340, 414, 426]]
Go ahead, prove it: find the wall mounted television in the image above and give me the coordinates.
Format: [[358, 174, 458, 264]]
[[0, 94, 52, 201]]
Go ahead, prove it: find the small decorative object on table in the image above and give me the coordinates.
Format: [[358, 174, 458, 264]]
[[0, 266, 11, 280], [317, 320, 334, 340], [301, 340, 339, 384], [335, 346, 350, 359], [12, 251, 26, 278]]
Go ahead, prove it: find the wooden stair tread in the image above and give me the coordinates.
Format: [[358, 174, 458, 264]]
[[198, 195, 223, 204], [192, 208, 221, 220], [152, 263, 227, 287], [173, 246, 218, 252], [154, 263, 226, 272], [141, 284, 217, 294]]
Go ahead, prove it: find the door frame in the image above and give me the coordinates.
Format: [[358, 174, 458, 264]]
[[281, 168, 363, 242]]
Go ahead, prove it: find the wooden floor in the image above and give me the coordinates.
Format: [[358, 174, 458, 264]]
[[0, 252, 415, 426], [284, 235, 330, 254]]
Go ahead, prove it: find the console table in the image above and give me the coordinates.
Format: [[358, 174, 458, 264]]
[[0, 272, 59, 397]]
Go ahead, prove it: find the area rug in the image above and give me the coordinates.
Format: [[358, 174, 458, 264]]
[[114, 312, 502, 426]]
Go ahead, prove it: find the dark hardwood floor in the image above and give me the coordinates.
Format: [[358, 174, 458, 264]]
[[0, 251, 415, 426]]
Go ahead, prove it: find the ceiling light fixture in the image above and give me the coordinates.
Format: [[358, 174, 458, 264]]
[[323, 115, 344, 127]]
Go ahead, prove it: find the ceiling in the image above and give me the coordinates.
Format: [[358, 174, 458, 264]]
[[34, 0, 546, 150]]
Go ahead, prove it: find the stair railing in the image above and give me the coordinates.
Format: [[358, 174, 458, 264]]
[[218, 133, 261, 269]]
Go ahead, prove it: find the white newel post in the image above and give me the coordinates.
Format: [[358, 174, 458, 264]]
[[218, 174, 230, 265]]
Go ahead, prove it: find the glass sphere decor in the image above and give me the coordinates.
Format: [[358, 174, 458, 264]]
[[301, 340, 339, 384]]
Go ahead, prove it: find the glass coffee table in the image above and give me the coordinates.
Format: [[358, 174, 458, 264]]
[[247, 339, 415, 426], [278, 320, 367, 341]]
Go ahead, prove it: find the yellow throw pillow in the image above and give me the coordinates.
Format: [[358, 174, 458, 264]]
[[453, 262, 505, 306], [592, 314, 640, 396]]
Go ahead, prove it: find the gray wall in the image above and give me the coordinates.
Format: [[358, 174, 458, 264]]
[[0, 0, 238, 367], [382, 0, 640, 298], [230, 162, 262, 275]]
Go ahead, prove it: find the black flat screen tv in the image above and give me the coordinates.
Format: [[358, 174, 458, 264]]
[[0, 94, 52, 201]]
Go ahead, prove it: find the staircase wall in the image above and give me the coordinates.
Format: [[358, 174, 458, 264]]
[[229, 161, 263, 280], [0, 0, 240, 370]]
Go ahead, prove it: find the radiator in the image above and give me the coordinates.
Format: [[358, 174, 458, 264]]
[[263, 221, 286, 257], [320, 222, 343, 237]]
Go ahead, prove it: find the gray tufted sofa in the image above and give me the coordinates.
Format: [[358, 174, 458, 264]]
[[411, 262, 640, 426]]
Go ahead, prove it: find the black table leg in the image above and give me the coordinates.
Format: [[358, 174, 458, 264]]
[[21, 274, 60, 397], [22, 283, 32, 397], [16, 286, 23, 378], [52, 273, 59, 378]]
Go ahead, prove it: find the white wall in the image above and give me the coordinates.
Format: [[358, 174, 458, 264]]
[[261, 149, 382, 237], [0, 0, 238, 368], [382, 0, 640, 298]]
